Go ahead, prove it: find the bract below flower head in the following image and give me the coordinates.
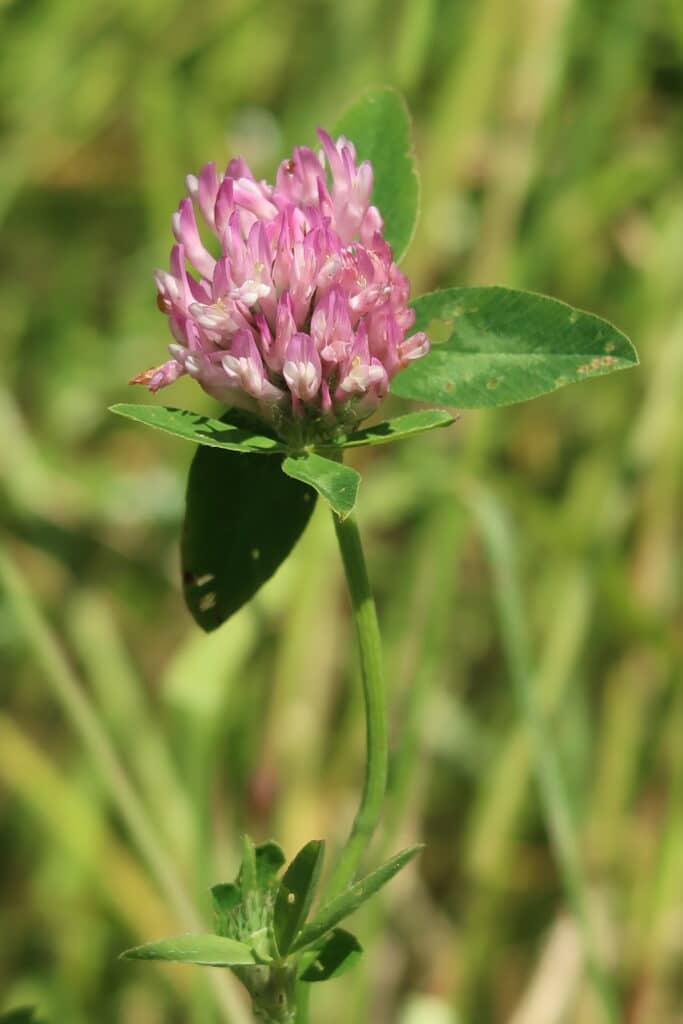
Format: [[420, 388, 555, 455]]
[[132, 130, 430, 445]]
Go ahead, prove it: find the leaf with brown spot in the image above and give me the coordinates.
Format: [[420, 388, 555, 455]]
[[391, 286, 638, 408]]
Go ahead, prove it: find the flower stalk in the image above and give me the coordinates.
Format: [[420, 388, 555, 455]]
[[327, 508, 388, 896], [293, 505, 388, 1024]]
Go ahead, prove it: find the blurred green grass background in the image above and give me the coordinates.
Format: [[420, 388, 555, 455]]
[[1, 0, 682, 1021]]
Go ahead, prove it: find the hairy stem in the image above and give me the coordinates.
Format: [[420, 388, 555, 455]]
[[295, 508, 388, 1024], [326, 509, 389, 896]]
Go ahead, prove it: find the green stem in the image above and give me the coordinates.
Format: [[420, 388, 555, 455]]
[[294, 982, 310, 1024], [326, 510, 389, 896], [295, 509, 388, 1024]]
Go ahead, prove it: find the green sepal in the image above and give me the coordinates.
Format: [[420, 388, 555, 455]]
[[282, 452, 360, 520], [291, 844, 423, 953], [273, 840, 325, 956], [120, 934, 256, 967], [299, 928, 363, 982]]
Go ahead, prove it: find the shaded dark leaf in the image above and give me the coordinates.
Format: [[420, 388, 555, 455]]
[[299, 928, 363, 982], [182, 443, 316, 630]]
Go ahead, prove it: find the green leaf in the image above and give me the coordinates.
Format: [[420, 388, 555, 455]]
[[182, 443, 316, 630], [327, 409, 455, 449], [334, 88, 419, 262], [391, 287, 638, 408], [212, 882, 240, 936], [121, 934, 256, 967], [0, 1010, 40, 1024], [299, 929, 363, 982], [282, 453, 359, 520], [235, 838, 286, 895], [254, 840, 287, 887], [274, 840, 325, 956], [291, 845, 423, 952], [110, 404, 285, 454], [212, 882, 241, 913]]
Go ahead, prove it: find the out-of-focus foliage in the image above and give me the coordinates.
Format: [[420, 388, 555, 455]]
[[1, 0, 682, 1022]]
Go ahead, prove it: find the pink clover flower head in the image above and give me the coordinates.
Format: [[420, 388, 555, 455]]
[[133, 129, 430, 443]]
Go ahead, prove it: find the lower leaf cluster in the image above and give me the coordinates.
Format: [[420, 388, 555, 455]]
[[121, 836, 422, 1021]]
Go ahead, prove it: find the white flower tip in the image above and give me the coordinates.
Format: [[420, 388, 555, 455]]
[[231, 280, 271, 307], [283, 359, 320, 401]]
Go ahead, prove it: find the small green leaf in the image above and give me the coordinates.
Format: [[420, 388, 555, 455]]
[[212, 882, 240, 936], [299, 929, 363, 982], [391, 287, 638, 408], [111, 404, 286, 454], [274, 840, 325, 956], [334, 88, 419, 261], [327, 409, 455, 449], [254, 840, 287, 887], [182, 442, 316, 630], [212, 882, 241, 913], [282, 453, 359, 520], [121, 934, 256, 967], [292, 844, 423, 952]]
